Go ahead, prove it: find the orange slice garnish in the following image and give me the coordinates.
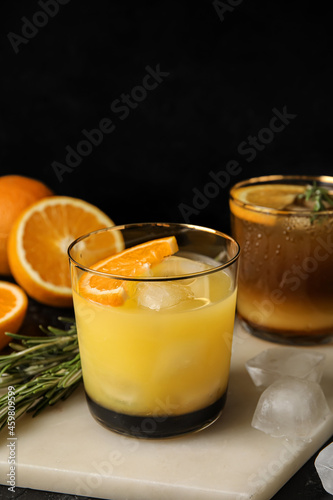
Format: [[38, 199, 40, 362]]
[[7, 196, 123, 307], [230, 184, 305, 225], [0, 281, 28, 350], [79, 236, 179, 306]]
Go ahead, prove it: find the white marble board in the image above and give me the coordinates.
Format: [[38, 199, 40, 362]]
[[1, 320, 333, 500]]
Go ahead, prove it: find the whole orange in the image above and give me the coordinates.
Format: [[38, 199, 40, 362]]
[[0, 175, 53, 275]]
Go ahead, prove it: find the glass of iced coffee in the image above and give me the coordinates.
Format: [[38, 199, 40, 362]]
[[229, 175, 333, 345]]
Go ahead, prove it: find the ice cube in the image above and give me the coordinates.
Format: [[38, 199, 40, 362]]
[[154, 255, 212, 299], [251, 376, 332, 439], [136, 282, 194, 311], [153, 255, 212, 276], [288, 215, 311, 230], [246, 348, 325, 388], [136, 255, 214, 310], [315, 441, 333, 494]]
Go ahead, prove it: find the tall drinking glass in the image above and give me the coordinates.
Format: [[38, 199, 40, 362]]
[[230, 175, 333, 345], [68, 223, 239, 438]]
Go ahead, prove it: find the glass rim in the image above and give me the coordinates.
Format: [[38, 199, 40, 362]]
[[229, 174, 333, 217], [68, 222, 240, 282]]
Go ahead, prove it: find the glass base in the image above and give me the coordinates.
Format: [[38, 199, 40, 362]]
[[86, 391, 227, 439], [240, 317, 333, 346]]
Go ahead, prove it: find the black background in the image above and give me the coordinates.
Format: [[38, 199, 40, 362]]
[[1, 0, 333, 235], [0, 3, 333, 498]]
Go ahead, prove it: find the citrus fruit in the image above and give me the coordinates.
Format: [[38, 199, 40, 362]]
[[79, 236, 179, 306], [0, 175, 53, 275], [230, 184, 305, 225], [8, 196, 122, 307], [234, 184, 305, 209], [0, 281, 28, 350]]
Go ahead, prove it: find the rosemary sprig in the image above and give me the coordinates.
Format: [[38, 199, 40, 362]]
[[0, 317, 82, 431], [298, 181, 333, 221]]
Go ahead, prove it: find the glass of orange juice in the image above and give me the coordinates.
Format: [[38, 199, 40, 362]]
[[68, 223, 239, 438], [229, 175, 333, 345]]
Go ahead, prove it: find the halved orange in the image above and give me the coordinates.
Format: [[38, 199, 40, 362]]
[[79, 236, 179, 306], [0, 281, 28, 350], [7, 196, 123, 307], [230, 184, 305, 225]]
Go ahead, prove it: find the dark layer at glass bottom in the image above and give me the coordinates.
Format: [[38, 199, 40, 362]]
[[239, 317, 333, 346], [86, 391, 227, 439]]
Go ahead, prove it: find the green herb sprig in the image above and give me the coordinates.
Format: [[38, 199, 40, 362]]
[[298, 181, 333, 220], [0, 318, 81, 431]]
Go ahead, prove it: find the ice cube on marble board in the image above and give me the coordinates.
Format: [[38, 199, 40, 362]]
[[315, 441, 333, 495], [246, 348, 325, 388], [251, 376, 332, 439]]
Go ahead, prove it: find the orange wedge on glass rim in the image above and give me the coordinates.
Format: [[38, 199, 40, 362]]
[[230, 184, 306, 225], [79, 236, 179, 306], [0, 281, 28, 350], [8, 196, 123, 307]]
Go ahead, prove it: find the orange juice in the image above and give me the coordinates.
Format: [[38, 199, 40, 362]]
[[74, 257, 237, 437], [69, 223, 239, 438]]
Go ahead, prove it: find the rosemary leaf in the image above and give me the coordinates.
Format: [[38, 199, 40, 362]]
[[298, 182, 333, 223], [0, 318, 82, 430]]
